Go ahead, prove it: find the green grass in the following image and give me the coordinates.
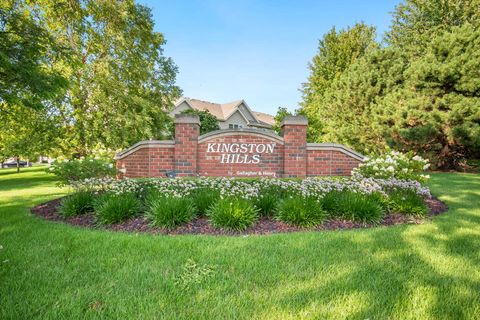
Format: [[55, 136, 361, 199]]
[[1, 167, 479, 319]]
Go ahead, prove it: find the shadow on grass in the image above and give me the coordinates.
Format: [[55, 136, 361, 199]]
[[1, 171, 479, 319]]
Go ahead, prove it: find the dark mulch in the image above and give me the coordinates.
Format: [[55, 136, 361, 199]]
[[31, 196, 448, 236]]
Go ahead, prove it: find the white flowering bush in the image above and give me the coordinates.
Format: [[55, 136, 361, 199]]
[[352, 150, 430, 183], [74, 175, 431, 200], [47, 157, 116, 186], [65, 174, 433, 228]]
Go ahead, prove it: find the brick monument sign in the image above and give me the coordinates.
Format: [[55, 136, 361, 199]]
[[115, 114, 364, 178]]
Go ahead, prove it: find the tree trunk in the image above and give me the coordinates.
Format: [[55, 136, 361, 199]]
[[16, 156, 20, 173]]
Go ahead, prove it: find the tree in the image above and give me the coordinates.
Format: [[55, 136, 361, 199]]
[[271, 107, 293, 135], [299, 0, 480, 168], [386, 0, 480, 52], [0, 0, 68, 110], [299, 23, 377, 141], [312, 47, 409, 154], [310, 24, 480, 168], [382, 24, 480, 167], [35, 0, 181, 156], [177, 109, 220, 135], [0, 105, 62, 172]]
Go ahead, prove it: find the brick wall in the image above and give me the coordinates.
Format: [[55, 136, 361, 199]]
[[197, 132, 284, 177], [306, 149, 362, 176], [174, 114, 200, 177], [115, 115, 364, 178], [282, 116, 308, 177], [116, 141, 174, 179]]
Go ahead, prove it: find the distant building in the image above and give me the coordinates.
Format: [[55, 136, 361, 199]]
[[170, 97, 275, 130]]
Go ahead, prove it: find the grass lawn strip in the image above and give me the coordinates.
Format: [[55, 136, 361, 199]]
[[0, 167, 479, 319]]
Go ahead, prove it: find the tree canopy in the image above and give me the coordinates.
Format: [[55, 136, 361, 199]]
[[172, 109, 220, 136], [300, 0, 480, 168], [299, 23, 377, 141], [0, 0, 68, 110], [1, 0, 180, 160]]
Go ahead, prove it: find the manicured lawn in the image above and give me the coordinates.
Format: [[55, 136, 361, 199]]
[[1, 167, 479, 319]]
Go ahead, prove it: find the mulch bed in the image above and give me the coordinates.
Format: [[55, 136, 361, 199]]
[[31, 197, 448, 236]]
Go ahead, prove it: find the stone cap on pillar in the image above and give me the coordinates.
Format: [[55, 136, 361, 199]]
[[280, 115, 308, 127], [174, 114, 201, 125]]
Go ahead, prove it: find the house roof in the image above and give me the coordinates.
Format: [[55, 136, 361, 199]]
[[252, 111, 275, 126], [175, 97, 275, 126]]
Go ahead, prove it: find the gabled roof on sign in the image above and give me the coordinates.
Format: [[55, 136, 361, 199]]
[[174, 97, 275, 125]]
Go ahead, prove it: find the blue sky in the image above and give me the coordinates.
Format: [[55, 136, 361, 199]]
[[139, 0, 401, 115]]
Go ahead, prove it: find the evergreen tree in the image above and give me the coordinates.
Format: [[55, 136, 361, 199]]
[[299, 23, 377, 141], [383, 24, 480, 167], [386, 0, 480, 52]]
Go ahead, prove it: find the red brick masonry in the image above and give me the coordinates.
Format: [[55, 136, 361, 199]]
[[116, 115, 363, 178]]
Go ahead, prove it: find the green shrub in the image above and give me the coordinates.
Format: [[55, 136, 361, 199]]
[[352, 150, 430, 183], [388, 189, 428, 216], [369, 191, 390, 211], [93, 193, 140, 224], [207, 197, 259, 231], [334, 191, 385, 223], [321, 190, 341, 214], [277, 196, 326, 227], [58, 191, 94, 217], [146, 196, 196, 229], [193, 188, 220, 215], [253, 190, 279, 217], [47, 157, 116, 186]]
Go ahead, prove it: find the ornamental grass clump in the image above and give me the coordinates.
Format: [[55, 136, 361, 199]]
[[193, 188, 220, 216], [334, 191, 385, 223], [388, 189, 428, 216], [253, 186, 280, 217], [207, 197, 259, 231], [58, 191, 94, 217], [277, 195, 327, 227], [145, 195, 196, 229], [93, 193, 140, 224]]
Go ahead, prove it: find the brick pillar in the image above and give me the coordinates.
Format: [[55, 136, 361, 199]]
[[174, 114, 200, 176], [281, 115, 308, 178]]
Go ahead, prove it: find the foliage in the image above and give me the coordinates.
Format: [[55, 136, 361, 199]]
[[70, 175, 433, 228], [388, 189, 428, 216], [58, 191, 94, 217], [353, 150, 430, 183], [145, 194, 196, 229], [320, 190, 341, 214], [192, 188, 220, 216], [299, 23, 377, 141], [47, 157, 115, 186], [334, 191, 385, 223], [383, 24, 480, 167], [0, 0, 68, 110], [300, 1, 480, 168], [271, 107, 293, 134], [207, 197, 259, 231], [2, 0, 181, 158], [386, 0, 480, 51], [170, 109, 220, 136], [74, 175, 432, 200], [253, 189, 279, 217], [0, 104, 63, 170], [93, 192, 140, 224], [277, 195, 326, 227]]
